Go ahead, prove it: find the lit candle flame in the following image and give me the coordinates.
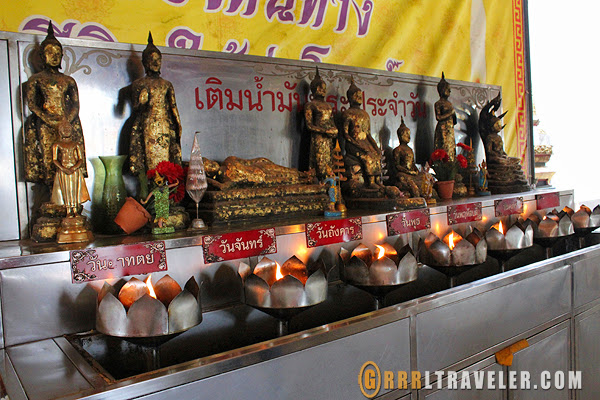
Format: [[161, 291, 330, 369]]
[[543, 216, 547, 220], [375, 244, 385, 260], [499, 220, 504, 235], [144, 275, 157, 299], [275, 262, 284, 281], [448, 232, 456, 250]]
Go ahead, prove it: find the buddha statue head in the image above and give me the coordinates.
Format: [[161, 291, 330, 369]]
[[40, 22, 63, 70], [347, 77, 362, 106], [397, 116, 411, 145], [142, 32, 162, 76], [310, 67, 326, 98], [437, 72, 451, 98]]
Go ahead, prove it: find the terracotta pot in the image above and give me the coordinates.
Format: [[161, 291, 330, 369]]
[[114, 197, 152, 234], [436, 180, 455, 200]]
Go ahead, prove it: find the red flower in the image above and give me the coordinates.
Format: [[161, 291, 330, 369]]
[[430, 149, 449, 163], [457, 142, 472, 152], [147, 161, 186, 203], [457, 154, 468, 169]]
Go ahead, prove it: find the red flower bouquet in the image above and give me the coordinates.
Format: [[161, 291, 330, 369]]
[[429, 149, 457, 181], [457, 154, 468, 169], [147, 161, 186, 203]]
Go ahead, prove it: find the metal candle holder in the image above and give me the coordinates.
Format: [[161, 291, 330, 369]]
[[96, 274, 202, 369], [567, 205, 600, 248], [418, 229, 487, 288], [485, 220, 533, 272], [527, 211, 574, 258], [238, 256, 328, 337], [339, 242, 418, 310]]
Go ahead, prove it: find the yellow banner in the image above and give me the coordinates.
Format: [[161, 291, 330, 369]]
[[0, 0, 527, 159]]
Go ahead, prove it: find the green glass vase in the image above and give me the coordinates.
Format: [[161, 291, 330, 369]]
[[99, 155, 127, 234]]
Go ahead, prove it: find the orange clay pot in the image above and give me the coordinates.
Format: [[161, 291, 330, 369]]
[[114, 197, 152, 234]]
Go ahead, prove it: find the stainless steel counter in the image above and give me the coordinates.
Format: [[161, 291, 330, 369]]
[[0, 239, 596, 399]]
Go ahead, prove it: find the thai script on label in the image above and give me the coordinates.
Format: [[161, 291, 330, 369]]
[[387, 209, 431, 236], [447, 203, 482, 225], [202, 228, 277, 263], [70, 241, 167, 283], [305, 218, 362, 248], [495, 197, 524, 217]]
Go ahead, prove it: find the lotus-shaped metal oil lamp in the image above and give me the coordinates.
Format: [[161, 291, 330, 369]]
[[567, 205, 600, 248], [485, 220, 534, 271], [339, 243, 418, 310], [96, 274, 202, 369], [238, 256, 327, 336], [418, 229, 487, 287], [527, 210, 574, 258], [97, 274, 202, 340]]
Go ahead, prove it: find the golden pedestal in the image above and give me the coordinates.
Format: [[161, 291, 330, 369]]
[[56, 215, 94, 244]]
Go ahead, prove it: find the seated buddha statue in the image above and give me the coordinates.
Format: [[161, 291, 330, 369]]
[[341, 79, 383, 191], [393, 117, 420, 197]]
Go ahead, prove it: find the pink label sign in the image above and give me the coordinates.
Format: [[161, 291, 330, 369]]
[[536, 192, 560, 210], [305, 218, 362, 248], [202, 228, 277, 263], [387, 209, 431, 236], [447, 202, 483, 225], [71, 241, 167, 283], [495, 197, 524, 217]]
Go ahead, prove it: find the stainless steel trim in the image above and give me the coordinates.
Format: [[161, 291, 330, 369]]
[[0, 189, 576, 270], [54, 337, 108, 390], [1, 349, 27, 400]]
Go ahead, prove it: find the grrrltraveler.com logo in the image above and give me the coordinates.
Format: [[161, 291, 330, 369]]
[[358, 361, 581, 398]]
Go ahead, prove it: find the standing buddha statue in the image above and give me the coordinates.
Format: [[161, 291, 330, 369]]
[[129, 32, 183, 197], [24, 22, 87, 187], [304, 67, 338, 181], [433, 72, 457, 162]]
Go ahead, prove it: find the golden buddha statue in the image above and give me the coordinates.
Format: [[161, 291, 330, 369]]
[[212, 156, 312, 190], [393, 117, 436, 204], [434, 72, 457, 161], [51, 120, 93, 243], [341, 78, 383, 190], [304, 67, 338, 181], [129, 32, 183, 194], [23, 23, 87, 187], [393, 117, 420, 197]]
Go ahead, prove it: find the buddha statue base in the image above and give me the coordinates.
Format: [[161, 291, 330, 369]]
[[198, 157, 328, 224], [197, 184, 328, 224], [31, 202, 83, 243], [487, 162, 530, 194], [56, 215, 94, 244]]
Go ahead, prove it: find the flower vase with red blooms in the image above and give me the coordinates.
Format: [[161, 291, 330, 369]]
[[430, 149, 464, 200], [141, 161, 188, 234]]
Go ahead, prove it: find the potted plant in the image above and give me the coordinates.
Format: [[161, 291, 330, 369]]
[[429, 149, 468, 199]]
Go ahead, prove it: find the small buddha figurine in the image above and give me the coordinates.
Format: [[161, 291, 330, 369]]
[[434, 72, 457, 162], [51, 120, 93, 243], [419, 162, 436, 204], [341, 78, 383, 191], [304, 67, 338, 181], [24, 22, 87, 187], [130, 32, 183, 197], [393, 117, 420, 197]]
